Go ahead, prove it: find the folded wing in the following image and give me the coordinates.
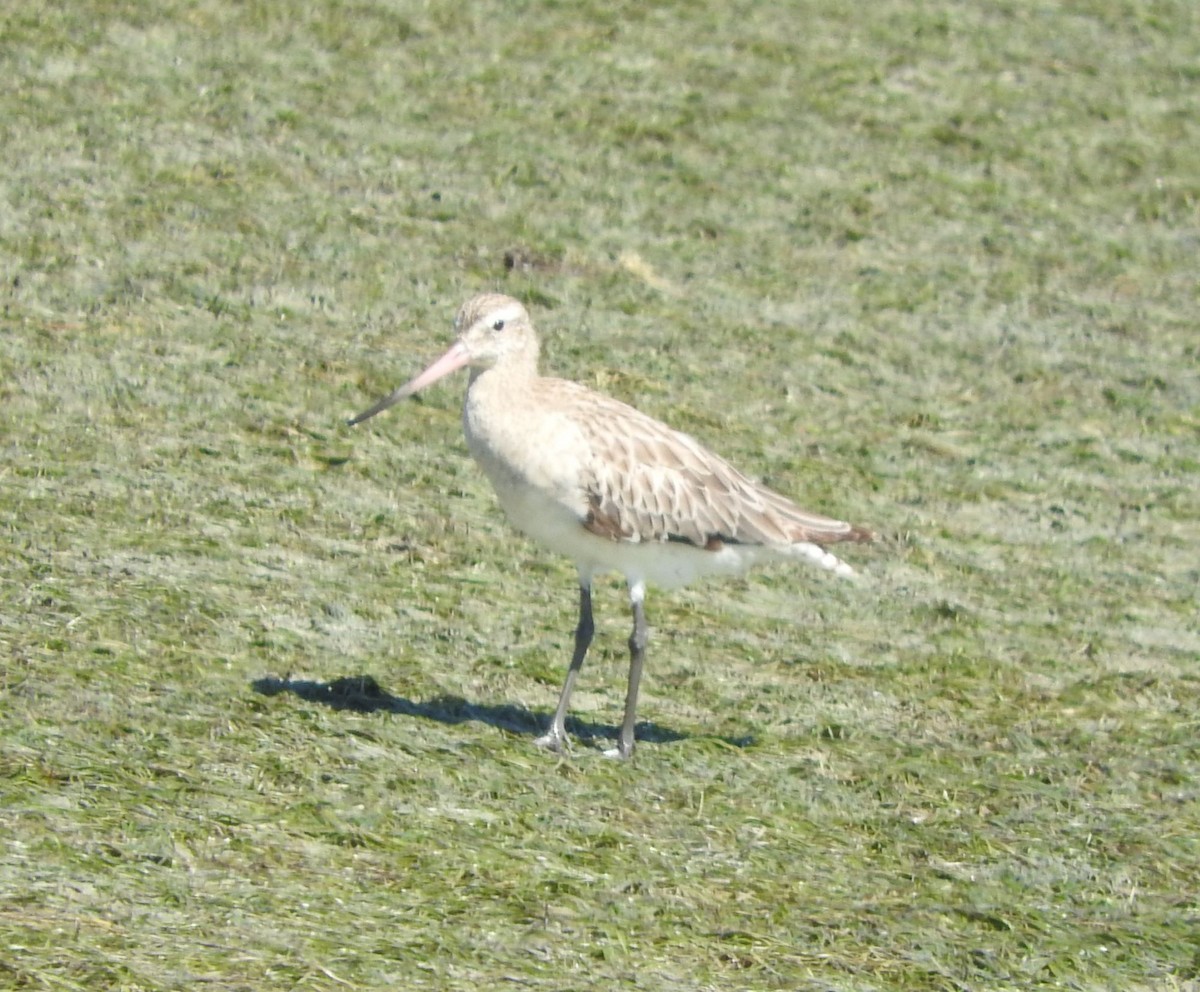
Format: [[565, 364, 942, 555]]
[[538, 379, 872, 551]]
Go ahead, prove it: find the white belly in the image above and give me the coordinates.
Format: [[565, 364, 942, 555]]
[[480, 461, 768, 588]]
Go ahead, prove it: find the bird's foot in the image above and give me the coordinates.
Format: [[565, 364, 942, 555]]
[[533, 729, 569, 753], [601, 742, 634, 761]]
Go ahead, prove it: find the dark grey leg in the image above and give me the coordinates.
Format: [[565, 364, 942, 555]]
[[534, 582, 594, 753], [610, 581, 647, 760]]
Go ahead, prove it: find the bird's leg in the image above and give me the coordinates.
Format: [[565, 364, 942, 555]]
[[534, 583, 594, 753], [608, 580, 647, 760]]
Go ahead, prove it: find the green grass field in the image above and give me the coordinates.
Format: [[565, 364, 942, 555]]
[[2, 1, 1198, 988]]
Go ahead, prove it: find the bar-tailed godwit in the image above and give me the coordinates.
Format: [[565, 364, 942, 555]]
[[350, 294, 873, 758]]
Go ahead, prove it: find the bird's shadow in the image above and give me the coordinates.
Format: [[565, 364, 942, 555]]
[[250, 674, 753, 752]]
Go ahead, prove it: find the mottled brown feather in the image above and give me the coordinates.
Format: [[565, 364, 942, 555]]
[[524, 378, 872, 552]]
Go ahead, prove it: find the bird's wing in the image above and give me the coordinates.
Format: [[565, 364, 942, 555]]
[[539, 379, 871, 550]]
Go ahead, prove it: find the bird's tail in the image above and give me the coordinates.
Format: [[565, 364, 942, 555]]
[[786, 541, 861, 578]]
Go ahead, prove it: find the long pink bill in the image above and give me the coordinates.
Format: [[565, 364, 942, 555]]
[[347, 340, 471, 426]]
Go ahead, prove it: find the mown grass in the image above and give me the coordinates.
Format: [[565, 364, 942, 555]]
[[2, 0, 1198, 989]]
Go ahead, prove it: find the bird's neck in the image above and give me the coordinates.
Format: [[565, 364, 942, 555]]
[[467, 351, 540, 392]]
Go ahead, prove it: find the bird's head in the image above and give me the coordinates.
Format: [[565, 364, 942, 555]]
[[348, 293, 538, 426]]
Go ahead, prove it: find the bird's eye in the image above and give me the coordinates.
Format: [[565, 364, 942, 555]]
[[492, 319, 505, 332]]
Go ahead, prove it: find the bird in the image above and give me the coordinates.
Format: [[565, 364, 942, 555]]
[[349, 293, 873, 759]]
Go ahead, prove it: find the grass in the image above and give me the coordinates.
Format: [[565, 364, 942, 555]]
[[2, 0, 1198, 988]]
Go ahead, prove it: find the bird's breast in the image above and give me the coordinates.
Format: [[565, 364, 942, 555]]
[[462, 374, 592, 528]]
